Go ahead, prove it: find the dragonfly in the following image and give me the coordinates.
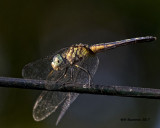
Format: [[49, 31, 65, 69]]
[[22, 36, 156, 125]]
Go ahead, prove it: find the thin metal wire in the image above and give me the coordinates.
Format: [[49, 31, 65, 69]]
[[0, 77, 160, 99]]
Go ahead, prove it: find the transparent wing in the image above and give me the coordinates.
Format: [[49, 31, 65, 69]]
[[55, 54, 99, 125], [22, 47, 99, 124], [72, 54, 99, 85], [22, 48, 70, 121], [33, 91, 66, 121], [56, 93, 79, 125], [22, 48, 67, 80]]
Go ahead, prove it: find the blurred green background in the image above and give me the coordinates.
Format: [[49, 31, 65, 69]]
[[0, 0, 160, 128]]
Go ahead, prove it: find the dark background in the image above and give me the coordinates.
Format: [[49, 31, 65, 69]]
[[0, 0, 159, 128]]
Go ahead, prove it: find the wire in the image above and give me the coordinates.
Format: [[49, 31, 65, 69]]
[[0, 77, 159, 99]]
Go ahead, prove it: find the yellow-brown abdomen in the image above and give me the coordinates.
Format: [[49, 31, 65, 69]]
[[90, 36, 156, 53]]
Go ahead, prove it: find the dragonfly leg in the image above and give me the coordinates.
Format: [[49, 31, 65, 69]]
[[70, 67, 74, 81], [75, 64, 92, 87], [46, 70, 54, 80], [54, 68, 68, 83], [47, 68, 68, 83]]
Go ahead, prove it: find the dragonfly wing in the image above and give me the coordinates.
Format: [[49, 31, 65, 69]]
[[56, 93, 79, 125], [22, 56, 52, 80], [22, 48, 71, 121], [22, 46, 99, 124], [33, 91, 67, 121], [22, 48, 67, 80], [73, 54, 99, 85], [54, 54, 99, 125]]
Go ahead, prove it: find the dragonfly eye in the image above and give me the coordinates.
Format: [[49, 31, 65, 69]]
[[51, 54, 63, 70]]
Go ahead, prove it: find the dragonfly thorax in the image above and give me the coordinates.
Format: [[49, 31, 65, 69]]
[[63, 44, 92, 65]]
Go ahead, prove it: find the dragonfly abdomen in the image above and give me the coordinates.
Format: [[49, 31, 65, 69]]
[[90, 36, 156, 53]]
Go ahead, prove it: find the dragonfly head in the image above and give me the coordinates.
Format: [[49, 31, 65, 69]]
[[51, 54, 64, 71]]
